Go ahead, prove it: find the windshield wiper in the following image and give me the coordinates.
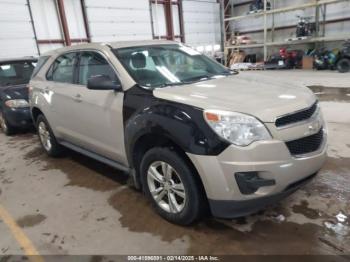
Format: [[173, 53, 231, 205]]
[[155, 82, 187, 88], [182, 75, 212, 84]]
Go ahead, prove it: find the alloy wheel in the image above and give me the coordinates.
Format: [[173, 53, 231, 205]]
[[147, 161, 186, 214], [38, 121, 52, 152]]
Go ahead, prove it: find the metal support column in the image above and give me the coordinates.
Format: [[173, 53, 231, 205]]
[[27, 0, 40, 55], [219, 0, 225, 53], [57, 0, 71, 46], [263, 0, 267, 61]]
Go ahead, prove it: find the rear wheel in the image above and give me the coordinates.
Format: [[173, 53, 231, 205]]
[[36, 115, 63, 157], [0, 111, 15, 136], [140, 147, 206, 225], [337, 58, 350, 73]]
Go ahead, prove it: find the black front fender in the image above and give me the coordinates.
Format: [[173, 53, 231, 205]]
[[123, 85, 229, 167]]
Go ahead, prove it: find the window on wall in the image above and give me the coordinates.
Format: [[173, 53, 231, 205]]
[[150, 0, 184, 42]]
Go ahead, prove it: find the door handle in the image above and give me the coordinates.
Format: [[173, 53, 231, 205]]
[[73, 94, 82, 103]]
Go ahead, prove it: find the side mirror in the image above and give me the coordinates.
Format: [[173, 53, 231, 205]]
[[87, 75, 122, 91]]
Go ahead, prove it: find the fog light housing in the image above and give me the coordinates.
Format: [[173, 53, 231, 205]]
[[235, 172, 276, 195]]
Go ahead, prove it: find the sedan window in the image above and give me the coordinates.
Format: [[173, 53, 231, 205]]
[[0, 61, 36, 86]]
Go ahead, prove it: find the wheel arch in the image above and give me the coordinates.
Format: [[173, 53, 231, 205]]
[[131, 132, 208, 201], [31, 107, 44, 123]]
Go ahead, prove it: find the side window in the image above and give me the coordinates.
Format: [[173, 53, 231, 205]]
[[78, 51, 117, 85], [46, 53, 77, 83], [32, 56, 49, 78]]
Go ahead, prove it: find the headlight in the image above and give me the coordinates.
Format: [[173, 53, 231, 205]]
[[5, 99, 29, 108], [204, 110, 271, 146]]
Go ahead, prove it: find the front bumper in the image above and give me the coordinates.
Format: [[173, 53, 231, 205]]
[[187, 133, 327, 218], [209, 173, 317, 218], [3, 107, 33, 128]]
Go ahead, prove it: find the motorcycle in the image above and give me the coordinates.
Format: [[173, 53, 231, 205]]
[[336, 40, 350, 73], [279, 48, 303, 69], [313, 48, 339, 70], [296, 16, 315, 37], [265, 48, 303, 69], [249, 0, 271, 13]]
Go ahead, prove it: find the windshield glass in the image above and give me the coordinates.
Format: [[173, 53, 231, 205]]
[[113, 44, 231, 89], [0, 61, 36, 86]]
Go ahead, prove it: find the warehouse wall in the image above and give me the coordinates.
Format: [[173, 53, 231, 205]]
[[229, 0, 350, 59], [30, 0, 64, 53], [84, 0, 153, 42], [183, 0, 221, 50], [0, 0, 38, 58], [0, 0, 222, 59]]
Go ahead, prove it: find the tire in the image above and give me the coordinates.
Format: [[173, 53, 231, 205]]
[[36, 114, 63, 157], [337, 58, 350, 73], [0, 111, 16, 136], [140, 147, 206, 225]]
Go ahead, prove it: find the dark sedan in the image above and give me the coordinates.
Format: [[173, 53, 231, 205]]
[[0, 57, 37, 135]]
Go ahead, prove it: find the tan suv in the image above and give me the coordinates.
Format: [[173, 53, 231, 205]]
[[29, 41, 327, 225]]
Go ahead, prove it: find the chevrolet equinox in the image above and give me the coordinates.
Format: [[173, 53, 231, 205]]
[[29, 41, 327, 225]]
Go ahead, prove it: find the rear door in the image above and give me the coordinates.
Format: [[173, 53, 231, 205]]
[[45, 52, 84, 144], [69, 50, 127, 164]]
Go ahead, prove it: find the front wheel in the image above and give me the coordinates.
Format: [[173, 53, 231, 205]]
[[337, 58, 350, 73], [140, 147, 206, 225], [36, 115, 63, 157], [0, 111, 16, 136]]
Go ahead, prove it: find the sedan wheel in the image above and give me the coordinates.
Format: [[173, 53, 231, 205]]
[[147, 161, 186, 214], [0, 113, 8, 133], [38, 121, 52, 152]]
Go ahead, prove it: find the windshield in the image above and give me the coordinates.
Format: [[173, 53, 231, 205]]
[[0, 60, 36, 86], [113, 44, 231, 89]]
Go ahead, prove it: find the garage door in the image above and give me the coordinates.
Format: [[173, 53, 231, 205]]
[[0, 0, 38, 59], [182, 0, 221, 50], [84, 0, 153, 42]]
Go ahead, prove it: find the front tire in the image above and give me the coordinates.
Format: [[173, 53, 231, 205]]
[[140, 147, 206, 225], [36, 115, 63, 157], [337, 58, 350, 73], [0, 111, 16, 136]]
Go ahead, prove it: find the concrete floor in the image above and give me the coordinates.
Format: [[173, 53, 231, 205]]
[[0, 71, 350, 257]]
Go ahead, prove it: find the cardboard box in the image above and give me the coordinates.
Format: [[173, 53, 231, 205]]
[[302, 56, 314, 69]]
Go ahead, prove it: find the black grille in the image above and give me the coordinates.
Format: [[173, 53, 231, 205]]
[[286, 128, 323, 156], [276, 102, 318, 127]]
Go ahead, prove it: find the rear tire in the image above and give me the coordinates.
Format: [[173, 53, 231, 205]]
[[0, 111, 16, 136], [140, 147, 206, 225], [337, 58, 350, 73], [36, 114, 63, 157]]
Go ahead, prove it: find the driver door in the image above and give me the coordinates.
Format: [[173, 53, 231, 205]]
[[70, 51, 127, 164]]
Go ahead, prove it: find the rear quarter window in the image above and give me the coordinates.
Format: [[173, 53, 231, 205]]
[[31, 56, 49, 78]]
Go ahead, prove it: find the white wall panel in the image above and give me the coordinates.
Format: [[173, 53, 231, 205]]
[[0, 0, 38, 58], [172, 5, 181, 36], [85, 0, 153, 42], [151, 3, 167, 37], [30, 0, 62, 39], [64, 0, 87, 39], [182, 0, 221, 48]]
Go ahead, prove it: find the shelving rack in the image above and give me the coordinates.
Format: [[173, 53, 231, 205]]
[[221, 0, 350, 64]]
